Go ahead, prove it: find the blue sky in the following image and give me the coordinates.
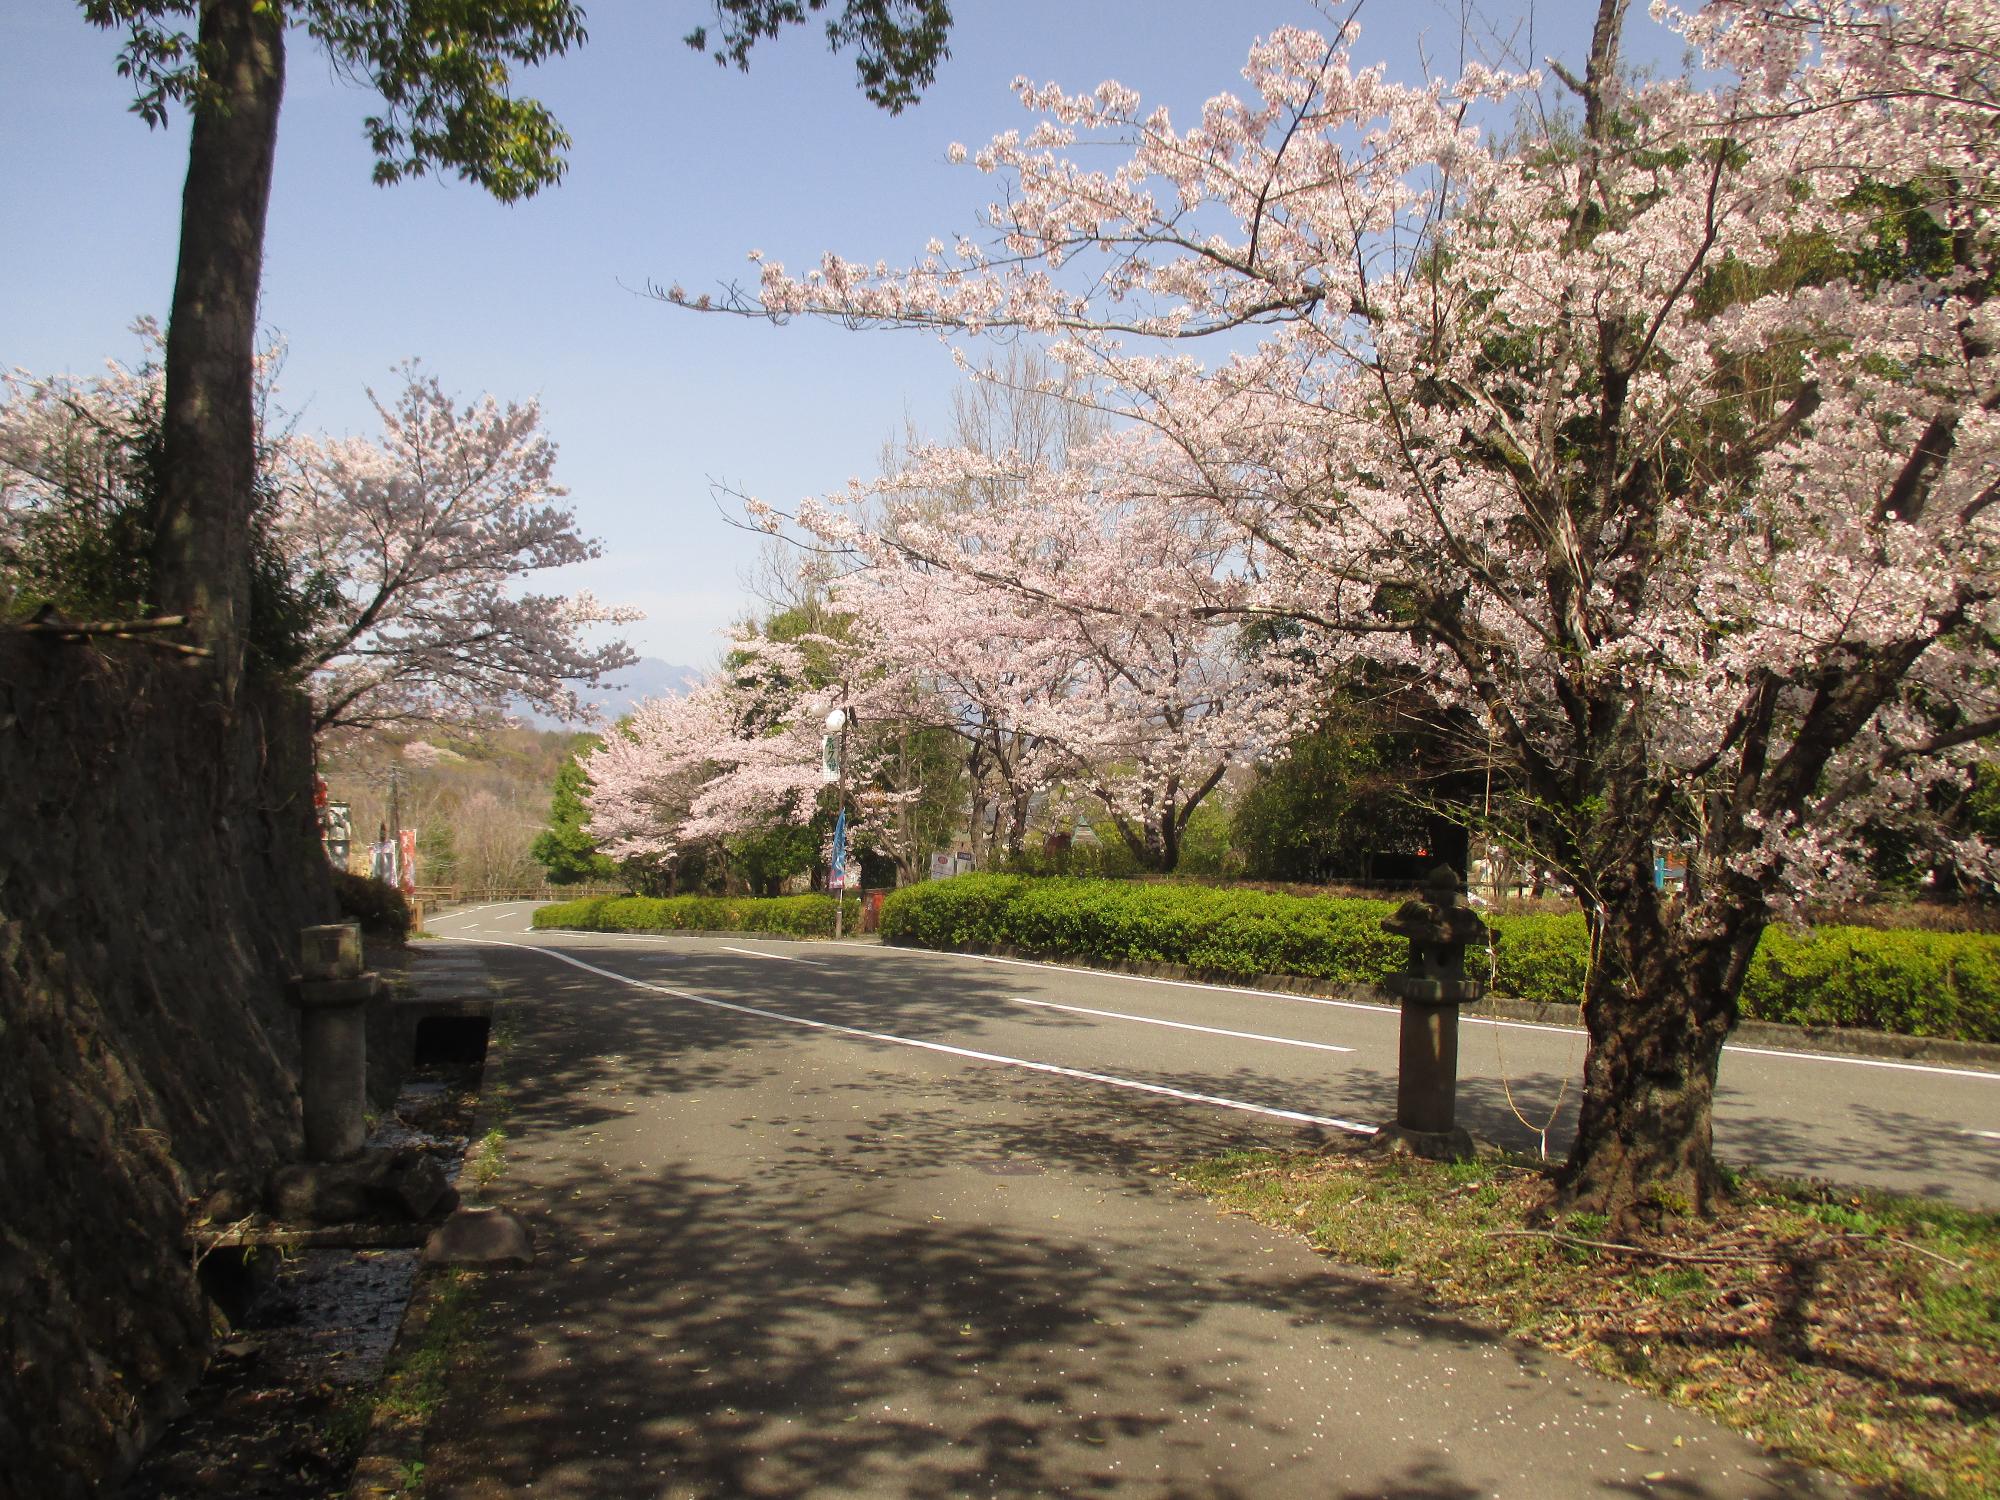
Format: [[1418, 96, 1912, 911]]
[[2, 1, 1648, 673]]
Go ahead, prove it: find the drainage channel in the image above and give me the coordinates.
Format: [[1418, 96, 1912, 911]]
[[127, 989, 495, 1499]]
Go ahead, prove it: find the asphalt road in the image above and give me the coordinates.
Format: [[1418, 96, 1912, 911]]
[[395, 903, 1951, 1497], [431, 901, 2000, 1211]]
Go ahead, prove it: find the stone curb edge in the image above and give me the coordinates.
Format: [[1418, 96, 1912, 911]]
[[344, 972, 523, 1500]]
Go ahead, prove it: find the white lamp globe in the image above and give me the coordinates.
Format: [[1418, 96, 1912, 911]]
[[824, 708, 847, 732]]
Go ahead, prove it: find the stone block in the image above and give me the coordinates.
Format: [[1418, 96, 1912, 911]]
[[385, 1153, 452, 1220], [422, 1207, 533, 1269], [266, 1156, 394, 1224], [1371, 1123, 1477, 1163], [300, 923, 364, 981]]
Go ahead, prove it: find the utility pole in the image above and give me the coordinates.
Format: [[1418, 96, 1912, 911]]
[[825, 705, 850, 939]]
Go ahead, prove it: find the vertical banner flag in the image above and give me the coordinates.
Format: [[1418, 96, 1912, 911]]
[[829, 810, 848, 893]]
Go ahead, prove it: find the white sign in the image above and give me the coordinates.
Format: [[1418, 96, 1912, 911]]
[[929, 852, 955, 881]]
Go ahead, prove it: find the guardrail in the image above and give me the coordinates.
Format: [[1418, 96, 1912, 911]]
[[415, 884, 627, 906]]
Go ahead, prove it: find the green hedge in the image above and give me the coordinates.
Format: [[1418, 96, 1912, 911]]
[[877, 877, 2000, 1043], [880, 875, 1402, 983], [533, 892, 860, 938], [1743, 925, 2000, 1040]]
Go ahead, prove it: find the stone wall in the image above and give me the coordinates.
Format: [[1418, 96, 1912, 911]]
[[0, 638, 331, 1497]]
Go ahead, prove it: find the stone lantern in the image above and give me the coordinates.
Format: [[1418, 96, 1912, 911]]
[[1379, 866, 1489, 1159], [292, 922, 385, 1162]]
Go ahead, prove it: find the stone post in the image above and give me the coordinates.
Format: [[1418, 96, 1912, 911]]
[[1378, 867, 1489, 1160], [294, 923, 382, 1162]]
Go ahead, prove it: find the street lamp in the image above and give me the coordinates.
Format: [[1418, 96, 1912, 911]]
[[824, 705, 850, 938]]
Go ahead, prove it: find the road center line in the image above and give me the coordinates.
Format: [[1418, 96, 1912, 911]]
[[1962, 1129, 2000, 1143], [1008, 996, 1354, 1054], [720, 945, 824, 966], [465, 939, 1377, 1137], [1718, 1045, 2000, 1082], [822, 943, 2000, 1082]]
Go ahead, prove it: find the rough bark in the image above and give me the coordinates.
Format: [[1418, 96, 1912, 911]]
[[152, 0, 286, 687], [1560, 867, 1765, 1224]]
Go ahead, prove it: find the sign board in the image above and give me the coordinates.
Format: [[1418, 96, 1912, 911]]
[[952, 851, 976, 878], [929, 852, 954, 882]]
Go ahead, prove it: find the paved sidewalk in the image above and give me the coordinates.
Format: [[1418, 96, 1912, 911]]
[[415, 939, 1851, 1498]]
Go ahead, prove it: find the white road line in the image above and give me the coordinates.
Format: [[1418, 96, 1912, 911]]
[[1008, 996, 1354, 1054], [823, 943, 2000, 1082], [1962, 1129, 2000, 1143], [720, 945, 824, 966], [1721, 1045, 2000, 1082], [466, 939, 1377, 1136]]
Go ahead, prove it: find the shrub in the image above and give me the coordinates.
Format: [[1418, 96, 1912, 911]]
[[334, 870, 412, 940], [533, 892, 860, 938], [880, 875, 1404, 983], [1486, 912, 1590, 1008], [1743, 926, 2000, 1041]]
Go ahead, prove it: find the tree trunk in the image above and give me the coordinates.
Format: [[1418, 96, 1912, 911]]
[[1005, 794, 1031, 863], [153, 0, 286, 688], [1560, 874, 1762, 1225]]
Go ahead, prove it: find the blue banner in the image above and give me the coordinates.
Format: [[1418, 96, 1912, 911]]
[[830, 809, 848, 892]]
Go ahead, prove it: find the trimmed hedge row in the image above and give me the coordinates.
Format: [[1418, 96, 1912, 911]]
[[1744, 925, 2000, 1040], [879, 875, 1404, 983], [533, 892, 860, 938], [877, 877, 2000, 1043]]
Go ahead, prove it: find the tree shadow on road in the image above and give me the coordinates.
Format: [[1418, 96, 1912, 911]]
[[409, 937, 1842, 1500]]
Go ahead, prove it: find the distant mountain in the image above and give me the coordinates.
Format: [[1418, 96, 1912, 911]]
[[510, 656, 703, 729]]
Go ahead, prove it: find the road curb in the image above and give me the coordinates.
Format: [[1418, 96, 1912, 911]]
[[344, 978, 526, 1500]]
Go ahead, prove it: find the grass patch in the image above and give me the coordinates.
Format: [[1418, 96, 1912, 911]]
[[376, 1272, 481, 1426], [463, 1128, 507, 1192], [344, 1271, 486, 1497], [1180, 1149, 2000, 1497]]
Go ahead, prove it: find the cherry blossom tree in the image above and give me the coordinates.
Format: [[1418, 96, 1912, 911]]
[[585, 623, 936, 887], [284, 365, 638, 735], [679, 0, 2000, 1220], [744, 350, 1293, 872], [79, 0, 959, 684], [2, 343, 638, 738], [1, 339, 164, 615], [2, 322, 312, 655], [798, 429, 1299, 871]]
